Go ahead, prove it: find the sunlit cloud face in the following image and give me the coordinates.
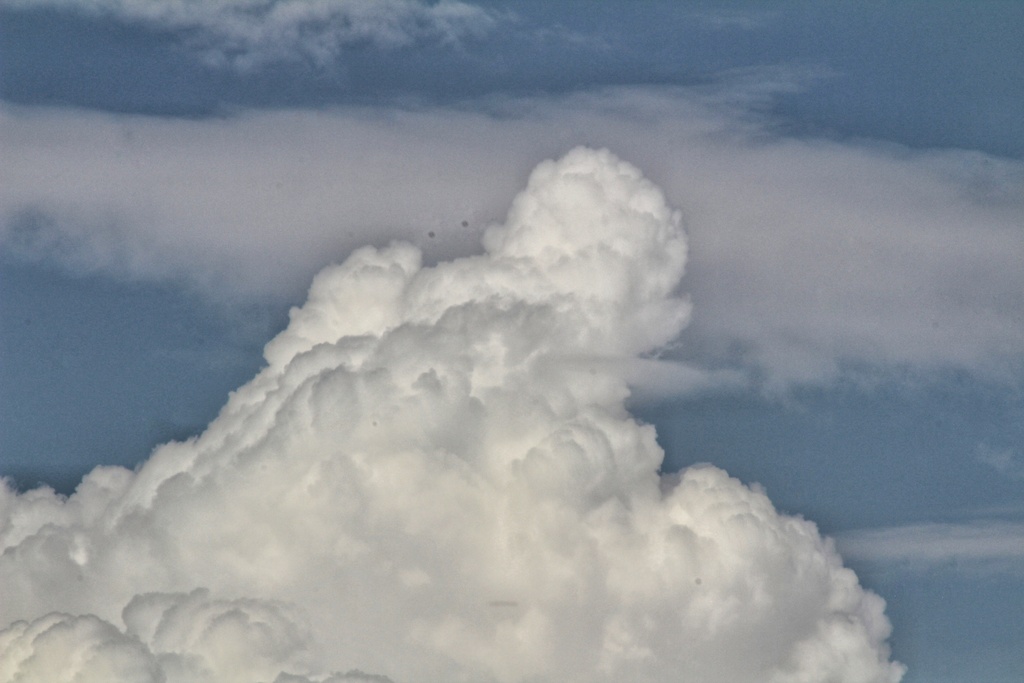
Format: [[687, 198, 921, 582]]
[[0, 149, 904, 682]]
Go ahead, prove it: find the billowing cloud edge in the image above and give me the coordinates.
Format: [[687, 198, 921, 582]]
[[0, 148, 903, 682]]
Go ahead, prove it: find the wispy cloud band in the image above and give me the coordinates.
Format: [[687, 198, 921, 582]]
[[837, 521, 1024, 572], [1, 0, 498, 69], [3, 83, 1022, 390]]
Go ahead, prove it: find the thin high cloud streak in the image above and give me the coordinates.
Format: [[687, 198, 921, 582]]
[[0, 149, 904, 682], [976, 444, 1024, 481], [837, 521, 1024, 573], [3, 86, 1023, 389], [1, 0, 497, 69]]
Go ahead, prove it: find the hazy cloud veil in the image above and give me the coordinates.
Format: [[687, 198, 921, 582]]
[[0, 0, 498, 69], [0, 149, 903, 682]]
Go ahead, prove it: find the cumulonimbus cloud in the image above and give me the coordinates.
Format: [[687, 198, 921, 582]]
[[0, 149, 903, 682]]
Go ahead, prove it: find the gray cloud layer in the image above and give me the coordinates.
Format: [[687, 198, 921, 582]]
[[0, 149, 902, 682], [3, 86, 1022, 389]]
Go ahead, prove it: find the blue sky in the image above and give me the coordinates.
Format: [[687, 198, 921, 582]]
[[2, 1, 1023, 681]]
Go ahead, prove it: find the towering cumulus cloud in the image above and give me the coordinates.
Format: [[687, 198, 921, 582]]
[[0, 149, 903, 682]]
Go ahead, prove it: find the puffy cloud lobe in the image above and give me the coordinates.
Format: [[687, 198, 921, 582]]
[[0, 149, 902, 682], [0, 592, 341, 683], [121, 589, 318, 683], [0, 613, 160, 683]]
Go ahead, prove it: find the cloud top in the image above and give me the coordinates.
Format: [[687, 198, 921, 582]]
[[0, 148, 902, 682]]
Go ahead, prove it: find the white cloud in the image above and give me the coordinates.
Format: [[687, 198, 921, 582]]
[[3, 85, 1022, 390], [0, 149, 903, 682], [976, 444, 1024, 480], [0, 612, 162, 682], [0, 592, 319, 683], [2, 0, 497, 69], [836, 521, 1024, 573]]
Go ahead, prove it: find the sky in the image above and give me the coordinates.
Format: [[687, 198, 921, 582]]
[[1, 1, 1023, 681]]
